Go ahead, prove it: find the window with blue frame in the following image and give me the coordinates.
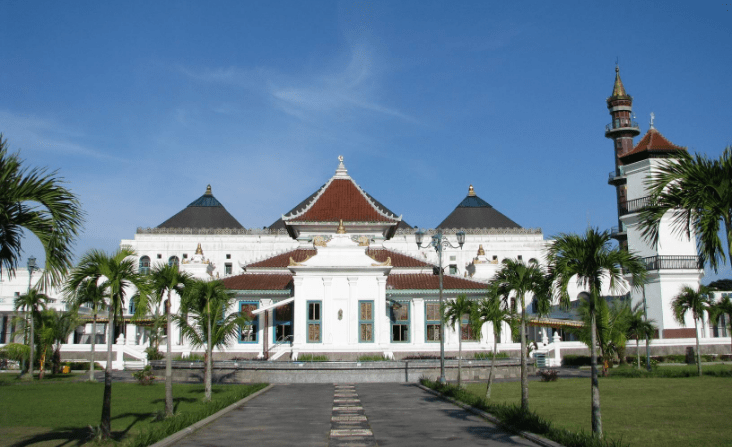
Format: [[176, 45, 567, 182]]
[[425, 302, 440, 342], [168, 256, 179, 267], [461, 313, 477, 341], [359, 300, 374, 342], [390, 301, 410, 342], [139, 256, 151, 275], [129, 296, 136, 314], [307, 301, 321, 343], [274, 302, 293, 343], [239, 301, 258, 343]]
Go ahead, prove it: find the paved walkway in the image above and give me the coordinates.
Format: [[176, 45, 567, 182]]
[[170, 383, 541, 447]]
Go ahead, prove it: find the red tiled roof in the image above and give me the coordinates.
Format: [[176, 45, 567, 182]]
[[366, 248, 432, 268], [288, 179, 397, 222], [222, 274, 293, 291], [387, 274, 488, 290], [247, 249, 317, 268], [620, 128, 686, 161]]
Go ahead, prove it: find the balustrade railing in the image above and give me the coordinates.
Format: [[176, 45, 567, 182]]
[[619, 196, 652, 216], [641, 255, 702, 271], [605, 120, 639, 132]]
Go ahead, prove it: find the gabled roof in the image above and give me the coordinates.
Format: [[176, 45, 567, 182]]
[[281, 159, 400, 224], [157, 185, 244, 230], [620, 127, 686, 164], [366, 248, 432, 268], [222, 273, 293, 291], [246, 249, 317, 268], [386, 273, 488, 290], [437, 185, 521, 229]]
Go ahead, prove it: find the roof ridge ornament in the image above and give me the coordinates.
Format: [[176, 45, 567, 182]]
[[336, 219, 347, 234], [649, 112, 655, 129], [334, 155, 350, 178], [468, 185, 476, 197], [205, 184, 212, 195]]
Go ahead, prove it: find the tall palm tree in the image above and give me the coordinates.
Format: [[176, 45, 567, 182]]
[[708, 293, 732, 355], [626, 302, 657, 369], [66, 247, 149, 439], [50, 309, 80, 375], [176, 279, 246, 401], [0, 134, 84, 290], [65, 279, 108, 381], [35, 309, 57, 379], [490, 258, 548, 412], [14, 289, 50, 380], [442, 294, 475, 388], [471, 290, 514, 399], [149, 263, 192, 417], [547, 228, 646, 438], [671, 285, 713, 377], [638, 146, 732, 273]]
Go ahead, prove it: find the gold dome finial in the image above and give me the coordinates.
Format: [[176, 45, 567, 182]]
[[195, 243, 203, 255], [468, 185, 476, 196], [336, 219, 347, 234], [205, 184, 212, 195]]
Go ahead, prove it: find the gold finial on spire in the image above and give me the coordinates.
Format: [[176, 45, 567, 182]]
[[195, 243, 203, 255], [611, 66, 628, 98], [336, 219, 346, 234], [205, 184, 212, 195], [468, 185, 476, 196]]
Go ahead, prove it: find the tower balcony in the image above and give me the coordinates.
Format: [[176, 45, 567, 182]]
[[641, 255, 703, 271], [605, 120, 640, 138], [610, 225, 627, 241], [608, 170, 626, 185], [618, 196, 652, 217]]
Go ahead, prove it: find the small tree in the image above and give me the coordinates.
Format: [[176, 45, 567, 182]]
[[471, 290, 514, 399], [65, 279, 107, 381], [626, 302, 657, 369], [14, 289, 49, 379], [671, 285, 713, 377], [442, 294, 475, 388]]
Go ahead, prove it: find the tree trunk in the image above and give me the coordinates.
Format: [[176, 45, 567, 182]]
[[39, 347, 46, 379], [520, 301, 528, 412], [486, 330, 497, 399], [205, 309, 212, 402], [457, 331, 462, 388], [165, 293, 174, 417], [27, 312, 35, 380], [694, 314, 702, 377], [101, 306, 114, 439], [590, 310, 602, 437], [89, 314, 97, 382], [636, 338, 640, 369]]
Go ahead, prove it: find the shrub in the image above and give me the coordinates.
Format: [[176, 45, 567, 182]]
[[132, 365, 156, 385], [172, 353, 205, 362], [297, 354, 329, 362], [538, 369, 559, 382], [145, 348, 164, 361], [562, 355, 591, 367], [474, 352, 510, 360], [357, 354, 391, 362], [64, 361, 103, 370]]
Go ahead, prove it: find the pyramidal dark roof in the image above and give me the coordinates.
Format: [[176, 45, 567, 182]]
[[157, 185, 244, 229], [437, 185, 521, 229]]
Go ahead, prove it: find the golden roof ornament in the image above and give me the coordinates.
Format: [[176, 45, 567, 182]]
[[468, 185, 476, 197], [195, 243, 204, 255], [205, 184, 212, 195], [336, 219, 347, 234], [477, 244, 485, 256]]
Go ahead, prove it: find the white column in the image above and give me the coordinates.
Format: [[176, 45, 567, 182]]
[[347, 277, 359, 345], [413, 298, 425, 345], [553, 331, 562, 366], [292, 277, 306, 349], [376, 277, 387, 348], [322, 277, 333, 345], [126, 323, 137, 346]]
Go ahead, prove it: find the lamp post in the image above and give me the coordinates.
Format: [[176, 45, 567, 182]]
[[415, 229, 466, 384], [22, 256, 38, 377]]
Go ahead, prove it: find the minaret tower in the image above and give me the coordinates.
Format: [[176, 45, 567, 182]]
[[605, 66, 640, 249]]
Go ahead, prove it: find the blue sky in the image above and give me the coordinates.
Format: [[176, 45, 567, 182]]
[[1, 1, 731, 282]]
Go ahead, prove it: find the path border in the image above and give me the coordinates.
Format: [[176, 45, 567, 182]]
[[149, 384, 275, 447], [416, 384, 564, 447]]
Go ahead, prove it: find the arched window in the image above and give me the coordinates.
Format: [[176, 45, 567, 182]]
[[139, 256, 151, 275], [168, 256, 179, 267]]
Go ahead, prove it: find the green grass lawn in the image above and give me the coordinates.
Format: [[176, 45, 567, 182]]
[[0, 379, 266, 446], [465, 367, 732, 447]]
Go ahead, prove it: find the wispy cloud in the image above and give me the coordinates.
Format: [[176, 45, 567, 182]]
[[0, 110, 125, 162]]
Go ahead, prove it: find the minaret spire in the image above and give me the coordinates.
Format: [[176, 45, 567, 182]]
[[611, 66, 628, 98]]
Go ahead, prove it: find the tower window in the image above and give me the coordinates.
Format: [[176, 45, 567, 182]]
[[225, 263, 232, 275], [226, 254, 231, 260], [139, 256, 151, 275]]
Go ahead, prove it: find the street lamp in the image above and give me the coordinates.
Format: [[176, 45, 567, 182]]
[[27, 255, 38, 290], [22, 256, 38, 376], [415, 229, 466, 384]]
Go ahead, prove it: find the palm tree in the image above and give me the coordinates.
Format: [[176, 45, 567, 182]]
[[14, 289, 50, 379], [708, 293, 732, 355], [490, 258, 548, 412], [149, 263, 192, 417], [626, 302, 657, 369], [35, 309, 57, 379], [0, 134, 84, 290], [671, 285, 713, 377], [573, 298, 631, 376], [547, 228, 646, 438], [66, 247, 149, 439], [442, 294, 475, 388], [638, 146, 732, 273], [471, 290, 514, 399], [65, 279, 108, 381], [176, 279, 247, 401]]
